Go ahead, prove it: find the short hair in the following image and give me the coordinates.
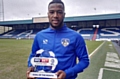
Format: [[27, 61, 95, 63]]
[[48, 0, 65, 10]]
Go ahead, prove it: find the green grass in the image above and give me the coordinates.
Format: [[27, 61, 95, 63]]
[[0, 39, 33, 79], [0, 39, 103, 79], [78, 41, 120, 79], [102, 70, 120, 79], [85, 40, 103, 54]]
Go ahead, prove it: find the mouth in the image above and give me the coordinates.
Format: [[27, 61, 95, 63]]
[[52, 20, 59, 24]]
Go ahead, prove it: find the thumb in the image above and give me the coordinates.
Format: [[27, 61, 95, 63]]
[[55, 70, 62, 76]]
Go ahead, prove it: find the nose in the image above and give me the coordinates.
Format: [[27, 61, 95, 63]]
[[53, 12, 58, 17]]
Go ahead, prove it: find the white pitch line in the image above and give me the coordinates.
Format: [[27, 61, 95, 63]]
[[98, 68, 120, 79], [98, 68, 104, 79], [104, 52, 120, 68], [89, 41, 105, 57], [103, 68, 120, 72]]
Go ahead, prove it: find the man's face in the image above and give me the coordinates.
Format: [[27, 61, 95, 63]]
[[48, 3, 65, 29]]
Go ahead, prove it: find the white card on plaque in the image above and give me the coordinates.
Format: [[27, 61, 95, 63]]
[[29, 72, 57, 78]]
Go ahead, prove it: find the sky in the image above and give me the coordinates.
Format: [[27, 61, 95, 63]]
[[0, 0, 120, 21]]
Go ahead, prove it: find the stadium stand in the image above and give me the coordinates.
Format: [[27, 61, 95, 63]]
[[78, 28, 95, 40], [0, 30, 33, 39], [0, 13, 120, 42], [97, 27, 120, 40]]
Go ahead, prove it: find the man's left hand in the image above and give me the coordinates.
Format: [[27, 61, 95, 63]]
[[51, 70, 66, 79]]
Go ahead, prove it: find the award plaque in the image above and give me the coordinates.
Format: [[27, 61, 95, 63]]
[[29, 49, 58, 78]]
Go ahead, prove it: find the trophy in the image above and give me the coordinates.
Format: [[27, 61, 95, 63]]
[[29, 49, 58, 78]]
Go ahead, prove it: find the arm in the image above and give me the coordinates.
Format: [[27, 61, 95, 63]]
[[64, 35, 90, 78], [27, 34, 40, 79], [28, 34, 40, 67], [52, 36, 89, 79]]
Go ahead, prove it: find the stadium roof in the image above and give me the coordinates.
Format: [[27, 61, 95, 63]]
[[0, 19, 32, 26], [65, 13, 120, 22], [0, 13, 120, 26]]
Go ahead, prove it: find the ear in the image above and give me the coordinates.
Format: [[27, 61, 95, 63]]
[[64, 12, 66, 16], [47, 12, 49, 15], [63, 12, 66, 18], [47, 12, 49, 18]]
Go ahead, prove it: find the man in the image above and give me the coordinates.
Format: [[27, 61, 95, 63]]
[[26, 0, 89, 79]]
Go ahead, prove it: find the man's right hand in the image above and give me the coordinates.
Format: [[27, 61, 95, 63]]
[[26, 67, 35, 79]]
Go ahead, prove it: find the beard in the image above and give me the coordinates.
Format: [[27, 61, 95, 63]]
[[50, 20, 63, 29]]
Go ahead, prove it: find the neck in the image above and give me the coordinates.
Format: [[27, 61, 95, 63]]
[[50, 23, 64, 30]]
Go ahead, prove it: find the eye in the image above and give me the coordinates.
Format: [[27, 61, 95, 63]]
[[49, 11, 54, 14], [57, 11, 63, 14]]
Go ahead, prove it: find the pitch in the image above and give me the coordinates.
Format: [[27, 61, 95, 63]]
[[0, 39, 110, 79]]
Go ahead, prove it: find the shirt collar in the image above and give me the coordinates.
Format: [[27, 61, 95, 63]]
[[48, 24, 67, 32]]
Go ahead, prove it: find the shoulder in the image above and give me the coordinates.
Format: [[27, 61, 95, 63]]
[[36, 28, 50, 35], [67, 27, 83, 38], [66, 27, 85, 44], [68, 28, 85, 45], [34, 28, 50, 39]]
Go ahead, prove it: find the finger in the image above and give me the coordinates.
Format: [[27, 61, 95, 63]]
[[56, 70, 66, 79], [26, 71, 35, 79], [27, 67, 34, 72], [26, 67, 35, 79], [58, 73, 63, 79], [57, 72, 64, 79], [55, 70, 62, 76]]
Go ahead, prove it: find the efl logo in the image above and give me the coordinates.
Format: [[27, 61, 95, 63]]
[[34, 58, 49, 63], [40, 58, 49, 63]]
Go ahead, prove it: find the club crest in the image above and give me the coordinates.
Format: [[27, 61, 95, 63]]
[[61, 38, 70, 47]]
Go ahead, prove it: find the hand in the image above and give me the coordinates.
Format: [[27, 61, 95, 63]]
[[26, 67, 35, 79], [51, 70, 66, 79]]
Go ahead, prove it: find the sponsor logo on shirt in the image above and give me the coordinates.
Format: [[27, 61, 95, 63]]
[[43, 39, 48, 44]]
